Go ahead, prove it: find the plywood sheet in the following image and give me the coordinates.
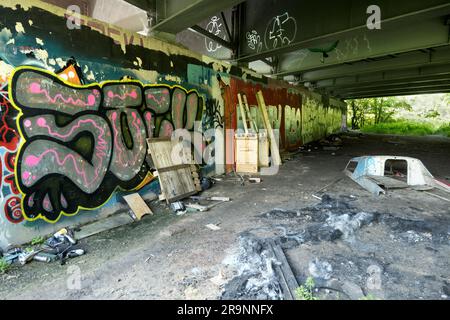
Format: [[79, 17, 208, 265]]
[[235, 134, 258, 174]]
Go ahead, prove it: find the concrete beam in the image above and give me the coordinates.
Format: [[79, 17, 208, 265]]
[[147, 0, 244, 34], [333, 80, 450, 97], [297, 46, 450, 83], [324, 75, 450, 94], [343, 87, 450, 99], [313, 63, 450, 90], [123, 0, 154, 11], [275, 18, 450, 77]]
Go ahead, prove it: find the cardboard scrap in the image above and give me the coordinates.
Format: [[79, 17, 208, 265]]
[[123, 193, 153, 221]]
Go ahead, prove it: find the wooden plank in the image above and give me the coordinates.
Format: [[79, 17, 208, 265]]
[[123, 193, 153, 220], [157, 163, 191, 174], [243, 94, 258, 133], [267, 239, 299, 300], [167, 190, 198, 203], [237, 93, 249, 134], [147, 137, 171, 142], [258, 132, 270, 167], [77, 212, 134, 240], [256, 91, 282, 166]]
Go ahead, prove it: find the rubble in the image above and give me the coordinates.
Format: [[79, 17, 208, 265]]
[[221, 234, 283, 300], [221, 194, 449, 300]]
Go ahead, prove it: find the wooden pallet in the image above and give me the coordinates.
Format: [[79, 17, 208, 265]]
[[147, 137, 199, 203]]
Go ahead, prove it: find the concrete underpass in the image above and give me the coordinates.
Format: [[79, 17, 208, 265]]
[[0, 0, 449, 303]]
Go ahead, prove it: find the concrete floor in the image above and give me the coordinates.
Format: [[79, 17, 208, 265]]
[[0, 133, 449, 300]]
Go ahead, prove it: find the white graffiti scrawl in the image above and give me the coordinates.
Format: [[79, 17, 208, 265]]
[[246, 30, 263, 52], [264, 12, 297, 50], [205, 16, 226, 53]]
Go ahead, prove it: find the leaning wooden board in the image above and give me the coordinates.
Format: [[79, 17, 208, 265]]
[[147, 137, 198, 203]]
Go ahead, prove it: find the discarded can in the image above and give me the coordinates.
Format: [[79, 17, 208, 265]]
[[18, 251, 38, 265], [33, 255, 51, 263], [34, 252, 58, 263]]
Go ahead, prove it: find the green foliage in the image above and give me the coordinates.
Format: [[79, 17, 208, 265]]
[[348, 97, 412, 129], [0, 258, 10, 274], [295, 276, 319, 300], [435, 123, 450, 137], [361, 120, 450, 137], [361, 120, 435, 136], [31, 236, 45, 246], [424, 110, 440, 119], [445, 94, 450, 104]]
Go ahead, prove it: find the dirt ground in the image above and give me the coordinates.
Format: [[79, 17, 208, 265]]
[[1, 132, 449, 300]]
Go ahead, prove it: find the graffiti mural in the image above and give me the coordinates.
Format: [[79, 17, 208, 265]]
[[204, 98, 223, 130], [0, 80, 23, 224], [9, 67, 203, 223], [285, 105, 302, 148]]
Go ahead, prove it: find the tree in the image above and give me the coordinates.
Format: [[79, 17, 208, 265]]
[[350, 99, 371, 129], [370, 97, 412, 124], [348, 97, 412, 129]]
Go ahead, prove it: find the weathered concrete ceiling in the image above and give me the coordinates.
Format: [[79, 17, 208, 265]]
[[121, 0, 450, 99], [124, 0, 244, 34]]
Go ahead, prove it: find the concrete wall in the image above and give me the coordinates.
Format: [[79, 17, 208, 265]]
[[0, 0, 344, 249]]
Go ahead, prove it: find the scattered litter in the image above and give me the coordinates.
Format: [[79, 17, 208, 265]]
[[170, 201, 186, 214], [312, 195, 322, 201], [325, 212, 375, 240], [185, 196, 231, 212], [1, 227, 85, 267], [190, 196, 230, 202], [145, 254, 155, 263], [205, 224, 221, 231], [185, 203, 209, 212], [19, 249, 43, 265], [33, 252, 57, 263], [200, 177, 213, 191], [43, 228, 85, 265], [249, 177, 261, 183]]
